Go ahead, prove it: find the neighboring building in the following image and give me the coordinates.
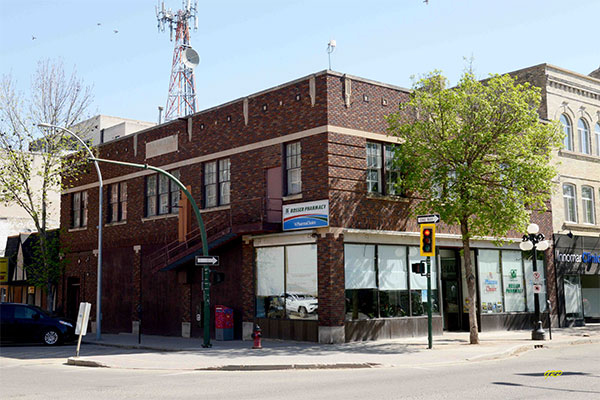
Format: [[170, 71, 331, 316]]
[[510, 64, 600, 325], [1, 231, 59, 309], [0, 152, 60, 257], [71, 115, 156, 146], [57, 71, 556, 343]]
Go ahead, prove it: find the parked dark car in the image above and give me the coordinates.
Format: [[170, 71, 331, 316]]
[[0, 303, 75, 345]]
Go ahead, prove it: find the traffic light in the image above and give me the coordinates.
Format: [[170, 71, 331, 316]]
[[420, 224, 435, 257]]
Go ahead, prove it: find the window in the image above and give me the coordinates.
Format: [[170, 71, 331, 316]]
[[595, 123, 600, 156], [502, 251, 526, 312], [107, 182, 127, 223], [219, 159, 231, 205], [344, 244, 437, 320], [255, 244, 318, 320], [560, 114, 573, 151], [71, 190, 88, 228], [582, 186, 596, 224], [578, 118, 590, 154], [366, 142, 401, 196], [563, 183, 577, 223], [204, 158, 230, 208], [285, 142, 301, 195], [145, 170, 180, 217]]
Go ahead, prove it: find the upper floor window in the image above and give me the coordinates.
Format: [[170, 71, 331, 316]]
[[367, 141, 401, 196], [285, 142, 301, 195], [145, 170, 180, 217], [204, 158, 230, 208], [581, 186, 596, 225], [107, 182, 127, 223], [563, 183, 577, 223], [71, 190, 88, 228], [578, 118, 590, 154], [595, 123, 600, 156], [560, 114, 572, 151]]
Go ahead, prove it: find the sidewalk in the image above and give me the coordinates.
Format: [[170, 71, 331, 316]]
[[68, 324, 600, 371]]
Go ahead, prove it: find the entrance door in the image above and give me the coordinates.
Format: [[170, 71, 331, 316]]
[[66, 277, 80, 320], [440, 249, 463, 331], [564, 274, 584, 326]]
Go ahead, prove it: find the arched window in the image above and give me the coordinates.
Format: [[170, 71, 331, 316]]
[[560, 114, 573, 151], [595, 123, 600, 156], [578, 118, 590, 154], [563, 183, 577, 223]]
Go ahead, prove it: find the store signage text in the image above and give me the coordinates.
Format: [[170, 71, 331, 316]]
[[555, 251, 600, 264], [283, 200, 329, 231]]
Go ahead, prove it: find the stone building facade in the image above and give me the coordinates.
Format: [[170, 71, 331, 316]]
[[510, 64, 600, 325], [57, 70, 556, 343]]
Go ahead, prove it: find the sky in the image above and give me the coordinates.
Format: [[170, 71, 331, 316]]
[[1, 0, 599, 124]]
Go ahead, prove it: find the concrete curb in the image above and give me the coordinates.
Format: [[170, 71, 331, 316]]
[[197, 363, 382, 371], [67, 357, 109, 368]]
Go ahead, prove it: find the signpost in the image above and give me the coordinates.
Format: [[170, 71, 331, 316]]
[[195, 255, 219, 347], [75, 302, 91, 357]]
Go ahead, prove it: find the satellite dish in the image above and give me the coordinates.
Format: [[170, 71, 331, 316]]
[[182, 47, 200, 68]]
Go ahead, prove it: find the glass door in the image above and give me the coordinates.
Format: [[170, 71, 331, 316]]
[[564, 275, 584, 325], [440, 249, 462, 331]]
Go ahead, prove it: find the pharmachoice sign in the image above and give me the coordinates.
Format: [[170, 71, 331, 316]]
[[283, 200, 329, 231]]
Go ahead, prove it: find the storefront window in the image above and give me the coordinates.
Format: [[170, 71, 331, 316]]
[[256, 245, 318, 320], [564, 275, 583, 321], [344, 244, 437, 320], [478, 250, 503, 313], [378, 245, 409, 317], [284, 245, 318, 320], [256, 247, 284, 318], [502, 251, 526, 312], [408, 247, 439, 316], [581, 275, 600, 319], [345, 244, 377, 320]]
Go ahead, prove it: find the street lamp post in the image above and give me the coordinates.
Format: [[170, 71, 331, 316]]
[[519, 223, 549, 341], [38, 123, 104, 340]]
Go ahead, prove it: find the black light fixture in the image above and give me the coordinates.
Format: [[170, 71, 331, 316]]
[[567, 231, 574, 239], [519, 223, 550, 341]]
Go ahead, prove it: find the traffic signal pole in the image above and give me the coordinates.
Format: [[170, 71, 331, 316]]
[[426, 256, 432, 349]]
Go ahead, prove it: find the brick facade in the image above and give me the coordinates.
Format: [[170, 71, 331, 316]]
[[58, 69, 560, 342]]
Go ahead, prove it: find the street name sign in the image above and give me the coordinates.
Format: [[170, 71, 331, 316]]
[[417, 214, 440, 224], [195, 255, 219, 266]]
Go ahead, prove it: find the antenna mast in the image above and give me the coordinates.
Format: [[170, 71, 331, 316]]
[[156, 1, 199, 121]]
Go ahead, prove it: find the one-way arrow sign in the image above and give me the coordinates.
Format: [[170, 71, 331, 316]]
[[417, 214, 441, 224], [195, 255, 219, 266]]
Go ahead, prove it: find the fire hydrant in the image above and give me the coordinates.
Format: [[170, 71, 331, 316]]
[[251, 324, 262, 349]]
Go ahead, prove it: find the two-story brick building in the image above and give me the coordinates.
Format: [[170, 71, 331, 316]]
[[57, 70, 556, 343]]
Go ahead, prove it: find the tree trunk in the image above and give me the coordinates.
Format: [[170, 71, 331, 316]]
[[461, 218, 479, 344]]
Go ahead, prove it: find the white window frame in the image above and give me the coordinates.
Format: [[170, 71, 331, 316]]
[[581, 186, 596, 225], [595, 123, 600, 156], [285, 142, 302, 195], [578, 118, 590, 154], [563, 183, 577, 223], [560, 114, 573, 151]]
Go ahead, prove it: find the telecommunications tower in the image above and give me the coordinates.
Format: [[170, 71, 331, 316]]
[[156, 1, 200, 121]]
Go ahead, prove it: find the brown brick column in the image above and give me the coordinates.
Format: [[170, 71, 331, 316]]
[[131, 246, 142, 334], [317, 233, 345, 328], [241, 238, 255, 322]]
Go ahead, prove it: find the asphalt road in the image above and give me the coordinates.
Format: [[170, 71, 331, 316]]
[[1, 342, 598, 399]]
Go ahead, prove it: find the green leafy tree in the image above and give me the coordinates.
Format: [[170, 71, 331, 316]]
[[387, 71, 562, 344], [0, 59, 93, 312]]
